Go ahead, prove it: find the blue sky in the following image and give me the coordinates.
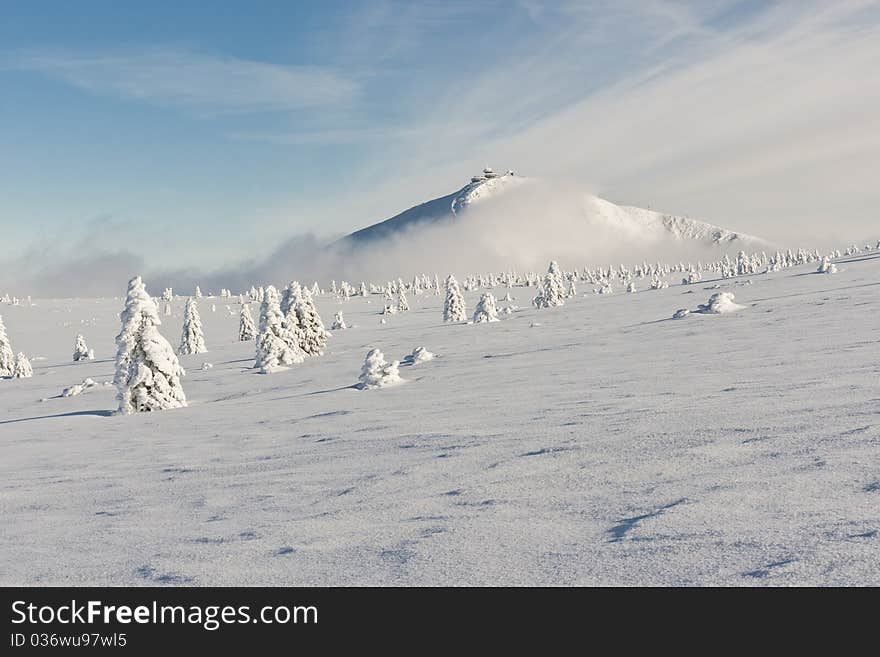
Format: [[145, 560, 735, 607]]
[[2, 0, 879, 284]]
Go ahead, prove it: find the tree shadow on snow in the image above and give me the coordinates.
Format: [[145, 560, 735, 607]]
[[0, 409, 114, 425]]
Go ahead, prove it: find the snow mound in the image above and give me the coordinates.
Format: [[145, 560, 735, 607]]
[[403, 347, 435, 365], [695, 292, 744, 314], [358, 348, 403, 389], [61, 377, 110, 397]]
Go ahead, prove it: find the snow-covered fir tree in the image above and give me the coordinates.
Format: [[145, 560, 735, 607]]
[[533, 271, 565, 308], [194, 286, 202, 299], [73, 334, 94, 361], [12, 352, 32, 378], [443, 275, 467, 322], [331, 311, 347, 330], [294, 287, 330, 356], [397, 289, 409, 312], [473, 292, 499, 323], [238, 304, 256, 341], [280, 281, 300, 317], [358, 348, 402, 389], [547, 261, 566, 298], [179, 297, 207, 355], [114, 276, 187, 414], [0, 315, 16, 376], [256, 285, 304, 373], [164, 302, 172, 317]]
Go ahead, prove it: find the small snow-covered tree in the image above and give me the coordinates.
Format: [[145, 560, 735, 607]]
[[256, 285, 304, 373], [294, 287, 330, 356], [817, 257, 837, 274], [179, 297, 207, 355], [194, 286, 202, 299], [73, 334, 94, 361], [280, 281, 300, 317], [331, 311, 347, 330], [397, 289, 409, 312], [12, 352, 32, 378], [164, 302, 172, 316], [0, 315, 15, 376], [114, 276, 187, 414], [548, 261, 566, 298], [358, 348, 401, 389], [533, 272, 565, 308], [473, 292, 499, 323], [238, 304, 256, 341], [443, 275, 467, 322]]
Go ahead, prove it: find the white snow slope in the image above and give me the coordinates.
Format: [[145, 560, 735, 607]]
[[1, 253, 879, 585]]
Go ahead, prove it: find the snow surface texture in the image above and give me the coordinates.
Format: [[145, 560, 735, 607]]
[[1, 253, 880, 585]]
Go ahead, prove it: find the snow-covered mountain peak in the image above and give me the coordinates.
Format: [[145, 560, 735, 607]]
[[343, 167, 767, 252]]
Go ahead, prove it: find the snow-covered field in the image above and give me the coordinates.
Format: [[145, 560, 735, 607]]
[[1, 253, 879, 586]]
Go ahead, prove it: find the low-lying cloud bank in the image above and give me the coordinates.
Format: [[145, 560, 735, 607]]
[[1, 179, 864, 299]]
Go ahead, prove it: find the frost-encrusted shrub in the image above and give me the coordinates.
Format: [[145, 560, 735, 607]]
[[358, 348, 402, 389], [238, 304, 256, 341], [179, 297, 207, 355], [473, 292, 499, 323], [331, 311, 347, 330], [114, 276, 187, 414], [443, 275, 467, 322], [73, 334, 94, 361], [649, 274, 668, 290], [817, 257, 837, 274]]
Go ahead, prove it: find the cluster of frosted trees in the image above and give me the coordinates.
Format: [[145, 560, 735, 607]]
[[1, 294, 29, 306], [254, 281, 329, 373], [34, 235, 870, 413], [0, 315, 32, 379]]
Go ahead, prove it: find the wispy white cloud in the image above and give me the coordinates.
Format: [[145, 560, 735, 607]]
[[329, 0, 880, 246], [6, 48, 359, 113]]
